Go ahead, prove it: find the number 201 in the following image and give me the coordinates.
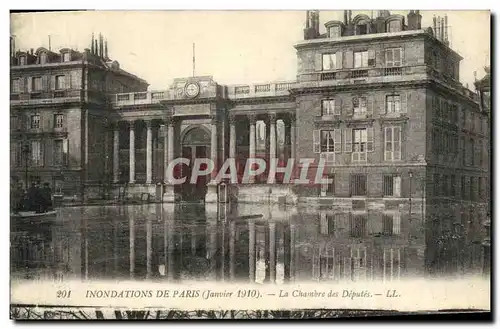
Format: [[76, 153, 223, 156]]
[[56, 290, 71, 298]]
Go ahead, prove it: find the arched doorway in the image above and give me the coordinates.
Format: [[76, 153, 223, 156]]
[[179, 126, 211, 201]]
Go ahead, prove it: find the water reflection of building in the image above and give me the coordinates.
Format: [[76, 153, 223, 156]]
[[11, 203, 484, 283]]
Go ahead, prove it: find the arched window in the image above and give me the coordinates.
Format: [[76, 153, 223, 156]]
[[356, 20, 368, 35]]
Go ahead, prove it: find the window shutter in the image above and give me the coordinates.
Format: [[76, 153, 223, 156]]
[[400, 93, 407, 113], [51, 75, 56, 91], [315, 53, 323, 71], [334, 98, 342, 115], [42, 76, 49, 91], [67, 74, 72, 89], [40, 140, 45, 167], [376, 49, 385, 67], [63, 139, 69, 166], [385, 49, 393, 67], [368, 49, 375, 66], [313, 130, 321, 153], [46, 139, 53, 166], [347, 98, 355, 116], [27, 77, 32, 92], [336, 52, 343, 69], [345, 50, 353, 68], [366, 97, 374, 116], [344, 128, 352, 152], [400, 46, 405, 66], [334, 129, 342, 153], [367, 127, 374, 152]]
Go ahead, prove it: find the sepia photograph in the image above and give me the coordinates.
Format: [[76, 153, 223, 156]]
[[8, 8, 491, 320]]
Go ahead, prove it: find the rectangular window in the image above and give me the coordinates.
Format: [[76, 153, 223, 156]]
[[54, 114, 64, 128], [451, 174, 456, 197], [10, 116, 18, 130], [385, 48, 402, 67], [384, 126, 402, 161], [350, 174, 367, 196], [30, 114, 40, 129], [55, 75, 67, 90], [470, 177, 476, 201], [53, 140, 63, 166], [386, 95, 401, 113], [322, 99, 335, 116], [349, 214, 367, 237], [63, 52, 71, 62], [383, 213, 401, 235], [478, 177, 484, 201], [30, 140, 42, 166], [322, 53, 337, 70], [461, 176, 466, 200], [10, 142, 21, 167], [19, 56, 26, 66], [32, 77, 42, 91], [352, 128, 367, 162], [478, 140, 483, 167], [354, 51, 368, 68], [12, 78, 21, 93], [321, 174, 335, 197], [321, 130, 335, 153], [383, 175, 401, 197], [469, 138, 475, 166], [353, 96, 367, 115], [319, 213, 335, 235]]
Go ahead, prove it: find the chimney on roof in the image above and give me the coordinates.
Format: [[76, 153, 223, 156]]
[[348, 10, 352, 24], [98, 33, 103, 58], [104, 38, 109, 59], [91, 33, 95, 54], [344, 10, 348, 25], [94, 39, 98, 56], [30, 48, 34, 55], [444, 14, 449, 45], [440, 17, 445, 42], [433, 15, 437, 38]]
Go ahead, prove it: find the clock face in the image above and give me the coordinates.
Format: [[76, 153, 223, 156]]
[[185, 83, 200, 98]]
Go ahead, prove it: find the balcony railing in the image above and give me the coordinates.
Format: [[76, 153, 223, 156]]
[[384, 67, 403, 76], [350, 69, 369, 79], [321, 72, 337, 80], [108, 81, 297, 107], [10, 89, 83, 106]]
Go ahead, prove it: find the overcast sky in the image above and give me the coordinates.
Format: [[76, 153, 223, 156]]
[[10, 10, 490, 90]]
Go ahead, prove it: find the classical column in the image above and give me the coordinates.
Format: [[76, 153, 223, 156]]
[[146, 120, 153, 184], [129, 121, 136, 184], [229, 116, 236, 159], [146, 217, 152, 279], [248, 219, 256, 282], [229, 221, 236, 280], [248, 115, 256, 184], [113, 124, 120, 183], [162, 124, 168, 182], [167, 119, 174, 164], [129, 210, 135, 279], [268, 113, 277, 184], [290, 114, 296, 160], [283, 223, 291, 282], [210, 116, 218, 182], [269, 222, 276, 283]]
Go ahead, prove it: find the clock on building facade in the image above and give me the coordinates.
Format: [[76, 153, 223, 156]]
[[185, 82, 200, 98]]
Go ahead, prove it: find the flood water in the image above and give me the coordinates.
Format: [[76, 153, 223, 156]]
[[10, 203, 486, 283]]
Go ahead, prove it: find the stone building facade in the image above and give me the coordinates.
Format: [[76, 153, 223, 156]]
[[10, 12, 490, 231]]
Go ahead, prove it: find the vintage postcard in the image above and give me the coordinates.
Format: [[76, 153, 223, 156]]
[[9, 10, 491, 320]]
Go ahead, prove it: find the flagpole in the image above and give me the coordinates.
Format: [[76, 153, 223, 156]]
[[192, 43, 195, 77]]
